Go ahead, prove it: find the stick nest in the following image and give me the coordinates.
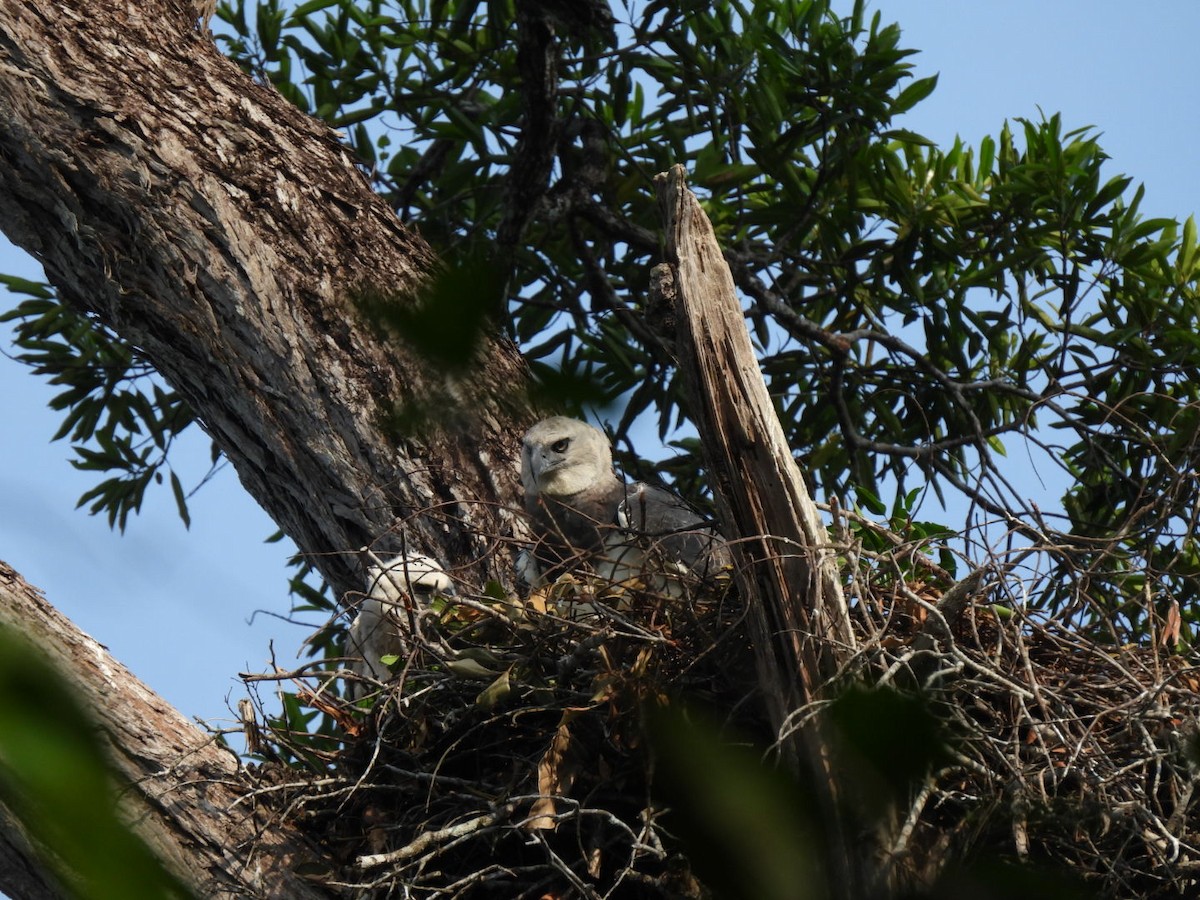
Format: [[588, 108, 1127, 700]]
[[238, 555, 1200, 899]]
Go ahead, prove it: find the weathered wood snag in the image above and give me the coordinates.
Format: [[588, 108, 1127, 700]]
[[655, 164, 863, 895], [655, 164, 854, 719]]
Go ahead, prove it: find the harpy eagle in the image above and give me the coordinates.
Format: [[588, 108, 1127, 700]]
[[520, 416, 730, 591], [346, 552, 453, 698]]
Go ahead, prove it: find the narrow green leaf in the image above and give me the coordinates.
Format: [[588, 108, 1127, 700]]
[[881, 128, 934, 147], [289, 0, 339, 19], [169, 471, 191, 530], [891, 74, 938, 115]]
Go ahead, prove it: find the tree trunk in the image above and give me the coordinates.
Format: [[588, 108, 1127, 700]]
[[0, 3, 866, 897], [0, 804, 61, 900], [0, 0, 534, 601], [0, 0, 537, 894]]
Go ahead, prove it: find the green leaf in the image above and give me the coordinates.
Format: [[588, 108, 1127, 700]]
[[649, 706, 821, 900], [1178, 214, 1198, 279], [881, 127, 934, 147], [0, 274, 54, 300], [289, 0, 339, 19], [891, 74, 938, 115], [855, 486, 887, 516], [354, 247, 505, 373], [828, 686, 952, 812], [445, 657, 498, 679], [169, 470, 191, 530]]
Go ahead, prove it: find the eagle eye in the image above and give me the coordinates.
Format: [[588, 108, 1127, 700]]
[[551, 438, 570, 453]]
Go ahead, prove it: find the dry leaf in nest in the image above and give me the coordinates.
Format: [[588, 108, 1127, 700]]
[[528, 709, 586, 830], [296, 684, 365, 738], [899, 579, 936, 625], [444, 646, 509, 679], [526, 584, 552, 614], [1161, 598, 1182, 649], [476, 668, 513, 709]]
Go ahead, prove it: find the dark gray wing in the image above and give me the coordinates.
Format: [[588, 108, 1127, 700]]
[[608, 482, 730, 579]]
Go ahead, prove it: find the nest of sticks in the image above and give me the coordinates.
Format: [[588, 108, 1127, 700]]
[[846, 541, 1200, 898], [242, 567, 760, 898], [237, 540, 1200, 899]]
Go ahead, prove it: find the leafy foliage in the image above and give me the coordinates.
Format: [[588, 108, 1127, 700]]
[[3, 1, 1200, 895], [5, 2, 1200, 630], [0, 276, 216, 531], [206, 0, 1200, 637]]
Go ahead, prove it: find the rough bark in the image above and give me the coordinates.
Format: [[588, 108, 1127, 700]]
[[0, 0, 539, 894], [0, 561, 335, 899], [0, 804, 60, 900], [0, 0, 535, 600], [654, 165, 862, 895]]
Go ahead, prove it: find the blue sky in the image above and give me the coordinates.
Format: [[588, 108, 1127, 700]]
[[1, 0, 1198, 730]]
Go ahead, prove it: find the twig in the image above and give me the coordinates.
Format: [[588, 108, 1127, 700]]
[[356, 802, 518, 869]]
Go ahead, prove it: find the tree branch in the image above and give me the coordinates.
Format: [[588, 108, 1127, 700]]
[[0, 561, 335, 898], [654, 164, 864, 897]]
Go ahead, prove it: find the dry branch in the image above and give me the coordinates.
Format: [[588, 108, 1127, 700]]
[[654, 165, 854, 716], [235, 561, 758, 898], [654, 164, 864, 893], [224, 500, 1200, 899], [0, 561, 334, 899]]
